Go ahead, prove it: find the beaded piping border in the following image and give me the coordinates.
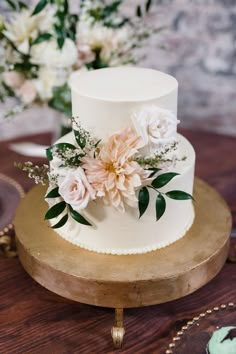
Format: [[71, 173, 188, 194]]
[[0, 173, 25, 257], [166, 302, 235, 354]]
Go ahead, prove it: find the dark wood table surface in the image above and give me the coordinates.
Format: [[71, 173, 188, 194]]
[[0, 129, 235, 354]]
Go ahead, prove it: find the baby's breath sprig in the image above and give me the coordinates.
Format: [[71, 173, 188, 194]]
[[52, 146, 84, 167], [135, 142, 178, 168], [72, 117, 101, 150], [15, 162, 49, 185]]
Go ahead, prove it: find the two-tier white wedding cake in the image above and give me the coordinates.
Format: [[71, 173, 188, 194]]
[[46, 67, 195, 254]]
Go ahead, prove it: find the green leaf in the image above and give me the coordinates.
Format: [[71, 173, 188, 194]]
[[69, 205, 92, 226], [32, 33, 52, 45], [46, 143, 76, 161], [32, 0, 47, 16], [5, 0, 17, 10], [165, 190, 193, 200], [138, 187, 150, 218], [156, 193, 166, 221], [55, 25, 65, 49], [145, 0, 152, 12], [94, 139, 101, 148], [104, 1, 122, 16], [136, 5, 142, 17], [74, 129, 86, 149], [45, 201, 66, 220], [147, 167, 161, 178], [45, 187, 60, 199], [52, 214, 68, 229], [51, 214, 68, 229], [18, 1, 28, 9], [152, 173, 179, 189], [49, 84, 72, 117], [57, 36, 65, 49]]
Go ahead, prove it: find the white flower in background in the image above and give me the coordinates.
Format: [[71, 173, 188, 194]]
[[34, 67, 57, 101], [76, 22, 130, 65], [17, 80, 37, 105], [31, 38, 78, 68], [3, 10, 38, 54], [58, 167, 96, 212], [34, 66, 71, 100], [2, 71, 25, 89], [36, 6, 57, 33], [131, 106, 179, 155]]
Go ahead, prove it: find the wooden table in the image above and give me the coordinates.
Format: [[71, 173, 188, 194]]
[[0, 129, 235, 354]]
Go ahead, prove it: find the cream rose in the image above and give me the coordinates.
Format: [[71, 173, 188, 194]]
[[58, 167, 96, 212], [131, 106, 179, 155]]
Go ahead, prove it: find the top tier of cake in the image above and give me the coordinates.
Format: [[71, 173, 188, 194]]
[[70, 67, 178, 139]]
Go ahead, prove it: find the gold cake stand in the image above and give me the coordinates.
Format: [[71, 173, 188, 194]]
[[14, 178, 232, 348]]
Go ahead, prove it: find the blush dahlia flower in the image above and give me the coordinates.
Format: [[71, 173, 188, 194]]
[[82, 128, 146, 212]]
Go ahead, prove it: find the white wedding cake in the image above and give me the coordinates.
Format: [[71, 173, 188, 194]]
[[46, 67, 195, 254]]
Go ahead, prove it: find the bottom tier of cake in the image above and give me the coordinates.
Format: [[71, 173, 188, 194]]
[[48, 133, 195, 255]]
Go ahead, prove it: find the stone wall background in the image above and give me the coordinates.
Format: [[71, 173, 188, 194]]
[[127, 0, 236, 136], [1, 0, 236, 139]]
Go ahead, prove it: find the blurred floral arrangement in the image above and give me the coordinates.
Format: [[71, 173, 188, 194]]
[[0, 0, 156, 120]]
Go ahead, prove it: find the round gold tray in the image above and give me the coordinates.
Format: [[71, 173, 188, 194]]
[[14, 178, 231, 309]]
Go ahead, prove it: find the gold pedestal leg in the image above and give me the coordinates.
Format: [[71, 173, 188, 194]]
[[111, 308, 125, 348]]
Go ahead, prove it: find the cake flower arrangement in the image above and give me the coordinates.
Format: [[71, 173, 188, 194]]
[[17, 106, 193, 229], [0, 0, 156, 118]]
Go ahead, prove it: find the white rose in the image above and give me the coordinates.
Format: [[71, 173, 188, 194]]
[[31, 38, 78, 68], [59, 167, 96, 212], [131, 106, 179, 155], [3, 71, 25, 89], [17, 80, 37, 105], [3, 10, 38, 54]]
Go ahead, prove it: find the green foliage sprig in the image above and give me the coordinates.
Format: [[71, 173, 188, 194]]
[[138, 171, 193, 221], [45, 186, 92, 227]]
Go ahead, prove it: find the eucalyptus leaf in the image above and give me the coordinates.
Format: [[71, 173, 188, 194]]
[[74, 129, 86, 149], [45, 187, 60, 199], [138, 187, 150, 218], [32, 33, 52, 45], [145, 0, 152, 12], [45, 201, 66, 220], [155, 193, 166, 221], [46, 142, 76, 161], [32, 0, 47, 16], [166, 190, 193, 200], [152, 172, 179, 189], [52, 214, 68, 229], [69, 205, 92, 226]]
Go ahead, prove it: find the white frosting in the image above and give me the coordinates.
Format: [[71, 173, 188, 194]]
[[48, 67, 195, 255], [70, 67, 178, 140]]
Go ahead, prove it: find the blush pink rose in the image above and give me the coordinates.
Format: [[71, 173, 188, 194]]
[[17, 80, 37, 104], [3, 71, 25, 89], [58, 167, 96, 212]]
